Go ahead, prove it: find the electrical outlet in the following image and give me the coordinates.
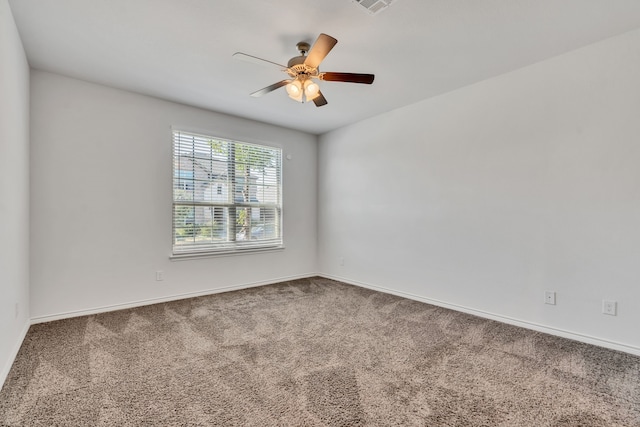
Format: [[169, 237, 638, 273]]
[[602, 300, 617, 316], [339, 257, 344, 266], [544, 291, 556, 305], [156, 271, 164, 281], [14, 303, 19, 319]]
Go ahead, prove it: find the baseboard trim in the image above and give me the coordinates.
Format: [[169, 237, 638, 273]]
[[0, 320, 30, 391], [27, 272, 640, 356], [30, 273, 317, 324], [320, 273, 640, 356]]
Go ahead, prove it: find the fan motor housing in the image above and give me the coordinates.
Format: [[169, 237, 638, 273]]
[[287, 56, 306, 68], [287, 57, 319, 79]]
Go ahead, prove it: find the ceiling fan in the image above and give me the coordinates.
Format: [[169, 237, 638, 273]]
[[233, 33, 375, 107]]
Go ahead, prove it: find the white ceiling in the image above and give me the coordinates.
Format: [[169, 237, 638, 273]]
[[8, 0, 640, 135]]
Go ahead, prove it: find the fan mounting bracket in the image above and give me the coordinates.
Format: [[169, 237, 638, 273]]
[[296, 42, 311, 55]]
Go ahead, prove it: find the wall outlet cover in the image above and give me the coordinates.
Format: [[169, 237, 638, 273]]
[[602, 300, 617, 316], [544, 291, 556, 305]]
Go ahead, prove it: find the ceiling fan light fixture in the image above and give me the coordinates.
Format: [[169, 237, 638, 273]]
[[235, 33, 375, 108], [286, 78, 320, 103]]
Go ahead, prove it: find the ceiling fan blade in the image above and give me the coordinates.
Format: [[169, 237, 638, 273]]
[[233, 52, 287, 70], [312, 91, 328, 107], [304, 33, 338, 69], [250, 80, 291, 97], [321, 72, 375, 84]]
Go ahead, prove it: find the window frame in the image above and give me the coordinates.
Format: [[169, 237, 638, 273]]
[[171, 130, 284, 259]]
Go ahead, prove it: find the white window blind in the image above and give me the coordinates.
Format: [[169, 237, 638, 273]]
[[172, 130, 283, 255]]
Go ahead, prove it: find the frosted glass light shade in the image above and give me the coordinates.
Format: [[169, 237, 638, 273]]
[[304, 81, 320, 99], [286, 80, 303, 102]]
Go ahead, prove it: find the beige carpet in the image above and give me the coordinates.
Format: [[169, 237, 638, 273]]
[[1, 277, 639, 426]]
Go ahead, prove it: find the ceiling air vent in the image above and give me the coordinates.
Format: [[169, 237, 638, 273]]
[[352, 0, 399, 15]]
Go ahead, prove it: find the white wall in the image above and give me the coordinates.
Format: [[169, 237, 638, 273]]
[[0, 0, 30, 385], [318, 28, 640, 353], [30, 71, 317, 320]]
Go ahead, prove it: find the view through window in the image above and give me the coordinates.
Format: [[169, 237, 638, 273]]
[[172, 130, 283, 255]]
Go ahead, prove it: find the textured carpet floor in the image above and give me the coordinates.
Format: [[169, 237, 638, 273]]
[[1, 277, 639, 426]]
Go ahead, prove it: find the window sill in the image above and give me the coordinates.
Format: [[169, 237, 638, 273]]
[[170, 245, 285, 261]]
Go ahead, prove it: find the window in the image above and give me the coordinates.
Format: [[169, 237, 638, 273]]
[[172, 130, 283, 255]]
